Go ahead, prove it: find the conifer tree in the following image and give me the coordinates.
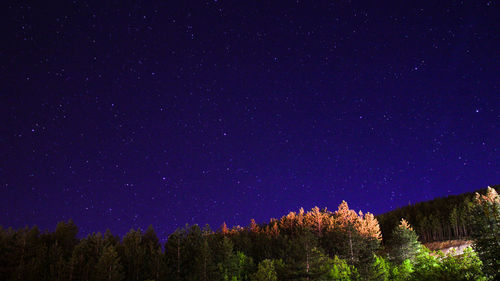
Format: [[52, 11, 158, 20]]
[[251, 259, 277, 281], [388, 219, 421, 264], [121, 229, 145, 281], [369, 255, 390, 281], [164, 228, 185, 281], [141, 225, 162, 281], [469, 186, 500, 279], [95, 245, 124, 281], [215, 236, 239, 280], [323, 255, 359, 281]]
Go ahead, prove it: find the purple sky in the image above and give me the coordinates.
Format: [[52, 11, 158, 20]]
[[2, 0, 499, 240]]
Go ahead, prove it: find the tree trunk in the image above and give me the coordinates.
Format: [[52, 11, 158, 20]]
[[177, 236, 181, 279], [349, 231, 354, 262], [17, 237, 26, 281], [305, 241, 309, 281]]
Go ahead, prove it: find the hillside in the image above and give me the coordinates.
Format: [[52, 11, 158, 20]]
[[376, 185, 500, 243]]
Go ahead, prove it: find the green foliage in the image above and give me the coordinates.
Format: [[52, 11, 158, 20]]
[[370, 255, 390, 281], [390, 259, 413, 281], [0, 193, 498, 281], [469, 187, 500, 280], [388, 219, 422, 264], [410, 246, 442, 280], [409, 246, 488, 281], [121, 228, 146, 281], [323, 255, 359, 281], [251, 259, 278, 281], [439, 247, 487, 281], [95, 245, 124, 281], [377, 185, 500, 243]]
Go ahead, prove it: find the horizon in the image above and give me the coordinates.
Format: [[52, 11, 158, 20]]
[[2, 184, 497, 241]]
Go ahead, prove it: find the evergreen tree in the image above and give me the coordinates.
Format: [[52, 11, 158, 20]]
[[323, 255, 360, 281], [121, 229, 145, 281], [0, 227, 19, 280], [390, 259, 413, 281], [141, 225, 162, 281], [251, 259, 277, 281], [214, 236, 240, 280], [388, 219, 422, 264], [54, 220, 79, 258], [184, 224, 206, 281], [164, 228, 185, 281], [95, 245, 124, 281], [71, 233, 105, 281], [410, 246, 441, 281], [438, 247, 486, 281], [369, 255, 390, 281], [469, 186, 500, 279], [411, 247, 487, 281]]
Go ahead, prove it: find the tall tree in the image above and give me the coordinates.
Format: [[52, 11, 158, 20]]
[[369, 255, 391, 281], [388, 219, 422, 264], [95, 245, 124, 281], [141, 225, 162, 281], [251, 259, 277, 281], [469, 186, 500, 279], [121, 229, 145, 281], [164, 228, 185, 281]]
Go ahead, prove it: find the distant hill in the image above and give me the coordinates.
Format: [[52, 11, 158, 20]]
[[376, 185, 500, 243]]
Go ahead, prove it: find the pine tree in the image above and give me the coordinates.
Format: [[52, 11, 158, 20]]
[[388, 219, 422, 264], [71, 233, 106, 281], [95, 245, 124, 281], [469, 186, 500, 279], [141, 225, 162, 281], [54, 220, 79, 258], [199, 237, 212, 281], [221, 222, 230, 235], [164, 227, 189, 281], [215, 236, 238, 280], [121, 229, 145, 281], [370, 255, 390, 281], [251, 259, 277, 281], [449, 207, 459, 238], [323, 255, 359, 281]]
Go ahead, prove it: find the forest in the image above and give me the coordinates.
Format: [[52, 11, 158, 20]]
[[377, 185, 500, 243], [0, 186, 498, 281]]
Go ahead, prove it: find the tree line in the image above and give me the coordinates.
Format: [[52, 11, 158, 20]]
[[0, 186, 498, 280], [377, 185, 499, 243]]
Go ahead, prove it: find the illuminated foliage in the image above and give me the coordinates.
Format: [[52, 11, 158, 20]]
[[0, 197, 495, 280], [388, 219, 422, 264], [251, 259, 278, 281], [470, 186, 500, 279]]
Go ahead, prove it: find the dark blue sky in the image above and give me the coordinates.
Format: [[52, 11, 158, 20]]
[[1, 0, 499, 240]]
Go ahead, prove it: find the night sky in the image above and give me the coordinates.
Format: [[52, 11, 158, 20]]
[[2, 1, 499, 240]]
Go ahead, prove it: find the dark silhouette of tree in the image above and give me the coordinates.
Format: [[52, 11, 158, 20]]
[[95, 245, 124, 281]]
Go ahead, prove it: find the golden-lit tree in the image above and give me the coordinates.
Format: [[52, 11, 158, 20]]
[[359, 212, 382, 241], [307, 206, 325, 237], [249, 219, 260, 233], [334, 201, 361, 230], [220, 222, 229, 235]]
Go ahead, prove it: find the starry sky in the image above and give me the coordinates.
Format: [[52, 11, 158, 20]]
[[1, 0, 499, 240]]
